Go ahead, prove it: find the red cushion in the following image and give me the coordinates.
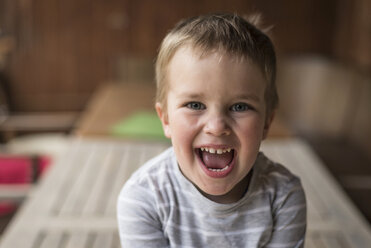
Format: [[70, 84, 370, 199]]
[[0, 156, 32, 184], [0, 155, 51, 216]]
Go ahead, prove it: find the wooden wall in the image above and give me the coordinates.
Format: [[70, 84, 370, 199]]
[[334, 0, 371, 72], [0, 0, 369, 112], [1, 0, 370, 158]]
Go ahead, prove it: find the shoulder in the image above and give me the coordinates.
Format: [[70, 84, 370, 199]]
[[255, 152, 303, 189], [253, 153, 306, 207], [117, 147, 175, 247], [255, 156, 307, 246], [117, 147, 176, 218]]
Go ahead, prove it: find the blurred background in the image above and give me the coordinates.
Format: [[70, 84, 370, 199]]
[[0, 0, 370, 236]]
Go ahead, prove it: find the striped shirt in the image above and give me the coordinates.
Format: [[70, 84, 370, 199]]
[[117, 147, 306, 247]]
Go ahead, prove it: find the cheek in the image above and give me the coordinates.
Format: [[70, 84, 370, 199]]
[[170, 110, 199, 128], [239, 118, 265, 142], [238, 120, 264, 166], [169, 113, 199, 143]]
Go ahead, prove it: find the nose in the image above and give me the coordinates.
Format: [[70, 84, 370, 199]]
[[203, 112, 231, 136]]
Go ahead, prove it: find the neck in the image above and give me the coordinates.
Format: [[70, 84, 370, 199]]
[[201, 169, 253, 204]]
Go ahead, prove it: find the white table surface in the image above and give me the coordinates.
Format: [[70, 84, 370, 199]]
[[0, 138, 370, 248]]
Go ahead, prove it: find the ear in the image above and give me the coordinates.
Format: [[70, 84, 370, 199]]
[[155, 102, 171, 138], [262, 110, 275, 140]]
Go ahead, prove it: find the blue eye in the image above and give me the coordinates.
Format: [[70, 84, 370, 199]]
[[230, 103, 250, 112], [186, 102, 205, 110]]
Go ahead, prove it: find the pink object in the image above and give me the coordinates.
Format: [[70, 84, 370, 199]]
[[0, 155, 52, 216], [0, 156, 32, 184]]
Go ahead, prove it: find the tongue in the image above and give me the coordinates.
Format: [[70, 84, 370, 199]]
[[202, 151, 233, 169]]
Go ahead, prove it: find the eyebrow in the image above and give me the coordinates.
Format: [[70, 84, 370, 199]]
[[235, 93, 262, 103], [176, 91, 261, 103], [176, 92, 205, 99]]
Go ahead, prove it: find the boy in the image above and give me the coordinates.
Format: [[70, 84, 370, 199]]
[[117, 13, 306, 247]]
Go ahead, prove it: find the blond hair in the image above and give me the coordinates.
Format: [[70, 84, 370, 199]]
[[155, 13, 278, 117]]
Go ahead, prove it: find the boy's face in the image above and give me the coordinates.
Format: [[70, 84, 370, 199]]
[[156, 46, 273, 203]]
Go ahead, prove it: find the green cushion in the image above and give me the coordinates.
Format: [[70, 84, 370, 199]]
[[110, 111, 167, 140]]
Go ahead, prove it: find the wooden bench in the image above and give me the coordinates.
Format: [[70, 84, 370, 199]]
[[0, 112, 79, 142]]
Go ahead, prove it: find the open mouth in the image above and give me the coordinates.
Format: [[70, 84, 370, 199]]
[[196, 147, 235, 178]]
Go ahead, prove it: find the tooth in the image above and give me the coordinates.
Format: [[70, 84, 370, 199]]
[[201, 147, 232, 154], [207, 165, 229, 172]]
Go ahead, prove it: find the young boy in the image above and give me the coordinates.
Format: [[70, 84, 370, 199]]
[[117, 13, 306, 247]]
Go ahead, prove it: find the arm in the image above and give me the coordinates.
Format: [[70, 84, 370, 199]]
[[266, 177, 307, 248], [117, 184, 170, 248]]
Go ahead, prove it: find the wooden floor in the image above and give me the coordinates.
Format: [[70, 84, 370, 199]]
[[0, 138, 370, 248], [305, 136, 371, 224]]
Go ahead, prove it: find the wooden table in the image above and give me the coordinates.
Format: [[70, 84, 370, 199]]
[[74, 82, 293, 138], [1, 138, 370, 248]]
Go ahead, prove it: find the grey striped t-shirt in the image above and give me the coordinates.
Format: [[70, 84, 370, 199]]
[[117, 147, 306, 247]]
